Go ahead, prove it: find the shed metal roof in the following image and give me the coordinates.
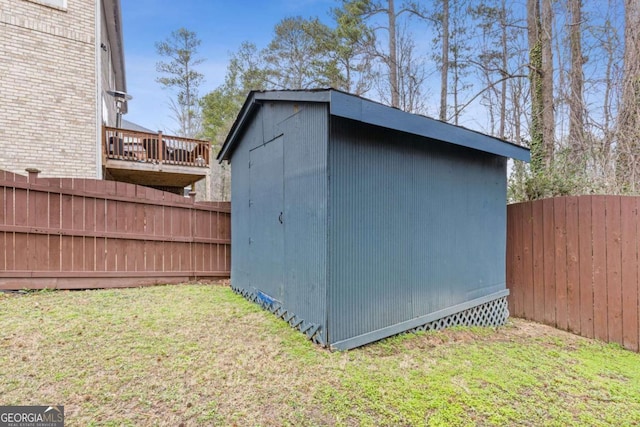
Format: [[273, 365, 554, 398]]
[[217, 89, 530, 162]]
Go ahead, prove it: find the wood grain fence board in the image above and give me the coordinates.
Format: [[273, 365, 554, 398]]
[[554, 197, 568, 330], [506, 201, 516, 314], [15, 189, 28, 227], [0, 187, 5, 226], [124, 237, 135, 272], [621, 197, 638, 351], [14, 230, 28, 272], [5, 233, 15, 273], [0, 232, 5, 271], [576, 196, 594, 337], [61, 235, 73, 272], [74, 178, 86, 193], [50, 192, 61, 229], [105, 237, 117, 272], [72, 193, 84, 231], [565, 196, 580, 334], [105, 199, 117, 233], [194, 242, 203, 272], [512, 202, 524, 317], [126, 238, 136, 271], [85, 234, 96, 272], [122, 199, 135, 233], [61, 194, 73, 230], [169, 241, 178, 271], [6, 187, 15, 226], [592, 196, 608, 342], [85, 197, 96, 233], [50, 235, 61, 272], [522, 201, 535, 319], [95, 237, 106, 272], [134, 202, 146, 234], [146, 205, 157, 236], [73, 236, 85, 272], [85, 178, 96, 194], [543, 198, 556, 326], [606, 196, 623, 344], [95, 198, 106, 233], [164, 206, 173, 238], [532, 200, 545, 321], [34, 189, 48, 228], [34, 232, 49, 272]]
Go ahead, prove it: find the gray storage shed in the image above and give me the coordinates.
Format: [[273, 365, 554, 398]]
[[218, 89, 530, 350]]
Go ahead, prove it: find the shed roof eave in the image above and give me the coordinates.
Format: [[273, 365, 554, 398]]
[[217, 89, 531, 163], [328, 90, 531, 162]]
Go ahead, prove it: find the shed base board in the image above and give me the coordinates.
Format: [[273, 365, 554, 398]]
[[330, 291, 510, 350]]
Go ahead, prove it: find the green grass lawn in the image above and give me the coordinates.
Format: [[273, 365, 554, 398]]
[[1, 284, 639, 426]]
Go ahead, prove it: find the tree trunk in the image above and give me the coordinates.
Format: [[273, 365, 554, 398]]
[[541, 0, 554, 166], [439, 0, 449, 121], [499, 0, 507, 140], [617, 0, 640, 191], [568, 0, 585, 163], [388, 0, 399, 108], [527, 0, 545, 174]]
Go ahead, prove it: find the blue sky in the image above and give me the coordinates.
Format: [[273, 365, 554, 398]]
[[121, 0, 336, 132]]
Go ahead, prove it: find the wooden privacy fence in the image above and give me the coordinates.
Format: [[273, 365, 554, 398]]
[[507, 195, 640, 352], [0, 169, 230, 290]]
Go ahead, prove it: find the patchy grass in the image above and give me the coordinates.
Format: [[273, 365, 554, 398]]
[[1, 285, 640, 426]]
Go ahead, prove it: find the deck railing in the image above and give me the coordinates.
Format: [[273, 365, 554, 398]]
[[103, 126, 211, 167]]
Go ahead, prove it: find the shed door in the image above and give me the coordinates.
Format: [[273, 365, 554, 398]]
[[249, 136, 285, 298]]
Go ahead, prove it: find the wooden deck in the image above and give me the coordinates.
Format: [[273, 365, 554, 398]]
[[103, 126, 211, 189]]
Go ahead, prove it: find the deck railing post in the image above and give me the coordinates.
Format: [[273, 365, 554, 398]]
[[158, 131, 163, 164]]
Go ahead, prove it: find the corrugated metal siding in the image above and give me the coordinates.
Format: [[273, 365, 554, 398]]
[[281, 104, 328, 340], [230, 117, 262, 289], [249, 135, 284, 298], [327, 117, 507, 343], [230, 102, 328, 342]]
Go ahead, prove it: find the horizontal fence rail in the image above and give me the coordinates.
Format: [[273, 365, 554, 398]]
[[507, 196, 640, 352], [0, 169, 230, 290], [103, 126, 210, 167]]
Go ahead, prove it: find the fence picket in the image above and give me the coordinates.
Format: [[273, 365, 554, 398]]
[[621, 197, 638, 351]]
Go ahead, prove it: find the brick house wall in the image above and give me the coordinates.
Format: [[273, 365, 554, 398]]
[[0, 0, 98, 178]]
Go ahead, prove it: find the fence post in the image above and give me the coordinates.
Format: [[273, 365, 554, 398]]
[[25, 168, 40, 184]]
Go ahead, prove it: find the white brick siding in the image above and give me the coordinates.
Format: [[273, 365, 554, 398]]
[[0, 0, 97, 178]]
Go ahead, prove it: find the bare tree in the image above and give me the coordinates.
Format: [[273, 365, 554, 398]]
[[520, 0, 554, 170], [387, 0, 399, 107], [395, 24, 428, 113], [541, 0, 555, 165], [616, 0, 640, 191], [155, 28, 204, 138], [440, 0, 449, 121], [567, 0, 585, 162]]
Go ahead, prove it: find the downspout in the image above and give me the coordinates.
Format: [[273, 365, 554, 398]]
[[95, 0, 102, 178]]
